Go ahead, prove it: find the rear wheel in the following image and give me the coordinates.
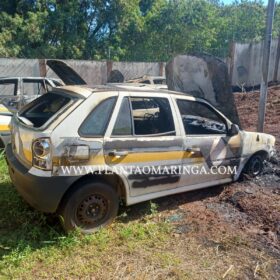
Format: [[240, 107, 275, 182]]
[[244, 154, 264, 177], [59, 181, 119, 233]]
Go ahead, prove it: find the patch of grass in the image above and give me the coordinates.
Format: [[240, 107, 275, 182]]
[[0, 155, 278, 279], [0, 157, 173, 278], [152, 252, 181, 268]]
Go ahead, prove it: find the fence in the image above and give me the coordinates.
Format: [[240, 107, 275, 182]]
[[1, 37, 280, 89], [228, 38, 280, 89], [0, 59, 165, 86]]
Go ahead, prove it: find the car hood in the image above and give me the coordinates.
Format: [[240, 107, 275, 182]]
[[46, 60, 87, 86]]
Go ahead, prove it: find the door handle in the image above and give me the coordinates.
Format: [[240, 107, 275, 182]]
[[108, 150, 129, 158], [185, 147, 200, 152]]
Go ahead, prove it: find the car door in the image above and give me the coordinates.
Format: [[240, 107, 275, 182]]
[[174, 96, 242, 186], [103, 92, 185, 197], [0, 78, 19, 111]]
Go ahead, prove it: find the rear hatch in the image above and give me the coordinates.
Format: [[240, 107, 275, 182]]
[[11, 90, 83, 167], [46, 60, 87, 86]]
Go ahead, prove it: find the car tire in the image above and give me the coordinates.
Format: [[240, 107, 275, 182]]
[[244, 154, 264, 177], [59, 181, 119, 233], [0, 139, 5, 151]]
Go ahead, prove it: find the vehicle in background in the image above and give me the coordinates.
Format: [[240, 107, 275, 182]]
[[0, 77, 63, 112], [126, 75, 167, 89], [0, 104, 12, 149], [0, 77, 63, 149]]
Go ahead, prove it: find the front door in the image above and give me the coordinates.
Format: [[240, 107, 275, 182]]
[[175, 98, 242, 186]]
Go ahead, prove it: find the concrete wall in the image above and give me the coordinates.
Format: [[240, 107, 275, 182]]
[[229, 38, 280, 88], [1, 41, 279, 89], [0, 58, 165, 85], [0, 59, 39, 77], [110, 62, 165, 81]]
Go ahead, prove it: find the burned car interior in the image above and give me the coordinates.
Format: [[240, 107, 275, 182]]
[[130, 97, 175, 136], [177, 99, 227, 135], [19, 92, 71, 128]]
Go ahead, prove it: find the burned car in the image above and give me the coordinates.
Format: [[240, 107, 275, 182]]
[[0, 76, 63, 149], [6, 82, 275, 233], [0, 77, 62, 110], [127, 75, 167, 89]]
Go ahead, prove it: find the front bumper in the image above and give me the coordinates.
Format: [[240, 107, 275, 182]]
[[6, 144, 79, 213]]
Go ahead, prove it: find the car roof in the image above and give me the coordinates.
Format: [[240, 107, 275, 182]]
[[55, 83, 191, 99]]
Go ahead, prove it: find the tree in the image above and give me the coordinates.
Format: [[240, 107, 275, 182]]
[[0, 0, 278, 60]]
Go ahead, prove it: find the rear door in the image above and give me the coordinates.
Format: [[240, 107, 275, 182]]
[[104, 92, 184, 197]]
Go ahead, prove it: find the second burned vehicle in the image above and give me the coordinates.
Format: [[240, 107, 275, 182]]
[[6, 79, 275, 233], [0, 60, 88, 149], [127, 75, 167, 89], [0, 76, 63, 149]]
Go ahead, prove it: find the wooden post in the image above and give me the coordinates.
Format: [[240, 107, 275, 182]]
[[159, 62, 164, 76], [106, 60, 113, 82], [38, 59, 47, 77]]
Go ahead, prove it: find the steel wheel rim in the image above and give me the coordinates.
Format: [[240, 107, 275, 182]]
[[76, 194, 109, 228]]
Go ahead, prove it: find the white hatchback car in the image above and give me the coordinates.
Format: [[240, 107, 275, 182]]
[[6, 82, 275, 233]]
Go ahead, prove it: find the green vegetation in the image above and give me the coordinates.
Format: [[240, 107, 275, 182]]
[[1, 0, 280, 61], [0, 155, 172, 278], [0, 150, 278, 278]]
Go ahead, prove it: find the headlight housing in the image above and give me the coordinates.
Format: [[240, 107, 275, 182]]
[[32, 138, 52, 170]]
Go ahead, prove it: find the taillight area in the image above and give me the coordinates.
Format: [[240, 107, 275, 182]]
[[32, 138, 52, 170]]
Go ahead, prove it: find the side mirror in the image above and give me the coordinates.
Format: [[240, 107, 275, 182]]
[[229, 124, 239, 136]]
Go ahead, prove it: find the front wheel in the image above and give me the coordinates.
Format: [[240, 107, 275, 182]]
[[59, 181, 119, 233], [244, 154, 264, 177]]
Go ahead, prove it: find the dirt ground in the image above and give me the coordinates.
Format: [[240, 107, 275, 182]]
[[135, 86, 280, 279], [235, 85, 280, 149]]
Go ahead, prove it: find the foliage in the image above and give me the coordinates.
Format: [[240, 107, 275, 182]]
[[0, 1, 279, 61], [0, 156, 172, 278]]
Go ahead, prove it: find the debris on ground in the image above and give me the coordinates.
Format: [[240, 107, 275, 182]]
[[148, 86, 280, 277]]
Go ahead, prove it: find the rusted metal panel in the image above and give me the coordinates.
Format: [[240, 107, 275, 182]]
[[38, 59, 47, 77]]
